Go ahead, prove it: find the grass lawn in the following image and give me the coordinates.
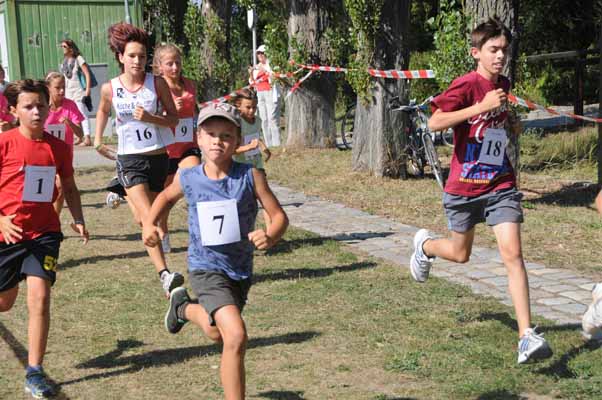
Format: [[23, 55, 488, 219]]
[[0, 166, 601, 399], [266, 146, 602, 280]]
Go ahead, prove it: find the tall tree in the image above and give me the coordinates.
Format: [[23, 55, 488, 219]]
[[350, 0, 411, 178], [200, 0, 233, 100], [465, 0, 519, 85], [285, 1, 339, 148]]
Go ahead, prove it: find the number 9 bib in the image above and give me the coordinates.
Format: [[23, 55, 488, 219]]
[[22, 165, 56, 202], [478, 128, 508, 166], [175, 118, 194, 143], [196, 199, 241, 246]]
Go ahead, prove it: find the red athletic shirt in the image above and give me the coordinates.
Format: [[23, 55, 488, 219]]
[[431, 71, 515, 197], [166, 78, 198, 159], [0, 128, 74, 242]]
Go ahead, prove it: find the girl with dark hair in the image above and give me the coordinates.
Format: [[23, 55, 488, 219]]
[[59, 39, 92, 146], [94, 22, 184, 298]]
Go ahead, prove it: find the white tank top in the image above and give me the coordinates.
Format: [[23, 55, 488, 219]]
[[111, 73, 175, 154]]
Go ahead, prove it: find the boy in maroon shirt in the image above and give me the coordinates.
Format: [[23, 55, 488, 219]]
[[0, 80, 89, 398], [409, 17, 552, 364]]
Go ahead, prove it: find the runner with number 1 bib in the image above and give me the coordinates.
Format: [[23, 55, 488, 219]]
[[94, 23, 184, 298]]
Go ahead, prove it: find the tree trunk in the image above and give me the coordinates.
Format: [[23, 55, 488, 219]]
[[200, 0, 232, 100], [465, 0, 519, 85], [351, 0, 410, 178], [285, 0, 338, 148]]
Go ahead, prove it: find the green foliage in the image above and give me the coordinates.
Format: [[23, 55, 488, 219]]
[[520, 127, 599, 169], [408, 51, 440, 102], [181, 2, 206, 86], [142, 0, 175, 43], [262, 19, 290, 73], [427, 0, 473, 90]]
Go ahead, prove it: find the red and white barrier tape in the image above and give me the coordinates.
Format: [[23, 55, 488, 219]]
[[508, 94, 602, 124], [286, 70, 315, 99], [290, 60, 435, 79]]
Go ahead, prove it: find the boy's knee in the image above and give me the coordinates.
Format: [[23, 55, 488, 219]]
[[222, 329, 247, 353], [204, 326, 223, 343], [0, 297, 16, 312], [450, 246, 471, 263]]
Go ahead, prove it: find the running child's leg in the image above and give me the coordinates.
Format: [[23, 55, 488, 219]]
[[26, 276, 51, 367], [0, 286, 19, 311], [423, 229, 475, 264], [214, 305, 247, 400], [492, 222, 530, 336]]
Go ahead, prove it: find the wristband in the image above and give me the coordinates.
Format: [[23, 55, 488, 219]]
[[73, 219, 85, 226]]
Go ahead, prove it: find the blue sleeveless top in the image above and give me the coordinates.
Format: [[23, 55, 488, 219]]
[[179, 161, 258, 280]]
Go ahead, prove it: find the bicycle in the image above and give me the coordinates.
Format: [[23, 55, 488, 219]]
[[338, 104, 355, 150], [388, 95, 445, 189]]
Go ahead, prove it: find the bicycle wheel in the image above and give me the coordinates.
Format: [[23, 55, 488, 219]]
[[422, 132, 445, 189], [340, 105, 355, 150], [441, 128, 454, 147]]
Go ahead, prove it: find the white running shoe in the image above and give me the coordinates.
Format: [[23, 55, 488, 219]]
[[410, 229, 434, 282], [517, 327, 553, 364], [106, 192, 121, 209], [161, 233, 171, 254], [160, 271, 184, 298], [582, 283, 602, 341]]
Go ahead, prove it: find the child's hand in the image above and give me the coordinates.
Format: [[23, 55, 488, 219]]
[[70, 222, 89, 244], [0, 120, 11, 132], [95, 144, 116, 161], [133, 106, 150, 122], [248, 229, 274, 250], [174, 98, 183, 112], [249, 138, 259, 149], [0, 214, 22, 244], [142, 222, 164, 248], [480, 88, 506, 113]]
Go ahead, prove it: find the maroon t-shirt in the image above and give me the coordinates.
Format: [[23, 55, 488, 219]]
[[431, 71, 515, 197]]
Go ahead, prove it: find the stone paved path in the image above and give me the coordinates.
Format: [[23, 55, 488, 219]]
[[271, 184, 594, 326]]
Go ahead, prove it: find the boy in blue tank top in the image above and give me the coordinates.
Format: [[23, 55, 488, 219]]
[[142, 102, 288, 400]]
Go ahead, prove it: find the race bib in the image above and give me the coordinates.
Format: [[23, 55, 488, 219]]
[[478, 128, 508, 166], [128, 121, 158, 150], [22, 165, 56, 202], [47, 124, 66, 141], [175, 117, 194, 143], [243, 133, 261, 160], [196, 199, 241, 246]]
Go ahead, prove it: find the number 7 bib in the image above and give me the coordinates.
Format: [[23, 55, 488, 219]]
[[22, 165, 56, 202], [478, 128, 508, 166], [196, 199, 241, 246]]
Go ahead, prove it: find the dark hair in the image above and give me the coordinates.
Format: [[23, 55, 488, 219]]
[[4, 79, 50, 108], [61, 39, 81, 58], [232, 88, 257, 106], [108, 22, 149, 65], [471, 16, 512, 49]]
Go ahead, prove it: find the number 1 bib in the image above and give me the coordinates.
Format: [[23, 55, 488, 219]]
[[47, 124, 66, 142], [175, 117, 194, 143], [22, 165, 56, 202], [196, 199, 241, 246], [478, 128, 508, 166]]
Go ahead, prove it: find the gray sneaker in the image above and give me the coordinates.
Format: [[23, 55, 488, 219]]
[[161, 271, 184, 297], [410, 229, 434, 282], [517, 327, 553, 364], [165, 287, 190, 334]]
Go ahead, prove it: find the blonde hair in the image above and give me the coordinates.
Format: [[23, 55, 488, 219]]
[[152, 43, 183, 76], [45, 71, 65, 85]]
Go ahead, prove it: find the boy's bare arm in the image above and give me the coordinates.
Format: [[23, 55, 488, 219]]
[[142, 172, 184, 246], [62, 175, 89, 243], [249, 168, 288, 249], [428, 88, 507, 132]]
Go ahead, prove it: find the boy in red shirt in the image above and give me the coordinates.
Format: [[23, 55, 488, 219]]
[[0, 80, 89, 398], [410, 17, 552, 364]]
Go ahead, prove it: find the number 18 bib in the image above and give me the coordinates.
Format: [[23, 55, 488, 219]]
[[478, 128, 508, 166], [196, 199, 241, 246]]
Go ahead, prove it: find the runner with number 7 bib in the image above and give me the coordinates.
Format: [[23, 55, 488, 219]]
[[94, 23, 184, 299]]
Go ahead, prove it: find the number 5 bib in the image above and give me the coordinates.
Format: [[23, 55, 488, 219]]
[[196, 199, 241, 246], [478, 128, 508, 166], [22, 165, 56, 202]]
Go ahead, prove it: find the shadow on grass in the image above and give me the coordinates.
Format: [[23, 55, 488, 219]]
[[88, 228, 188, 242], [476, 389, 524, 400], [267, 233, 394, 255], [59, 246, 188, 270], [258, 390, 305, 399], [528, 182, 599, 207], [536, 340, 602, 379], [79, 186, 110, 195], [477, 312, 518, 331], [254, 261, 378, 284], [61, 331, 320, 386]]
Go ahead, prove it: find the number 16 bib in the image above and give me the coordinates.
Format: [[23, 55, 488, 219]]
[[196, 199, 241, 246], [478, 128, 508, 166]]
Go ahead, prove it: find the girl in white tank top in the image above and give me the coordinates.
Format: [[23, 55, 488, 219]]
[[93, 23, 184, 299]]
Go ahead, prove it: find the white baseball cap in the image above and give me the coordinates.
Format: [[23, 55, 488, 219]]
[[256, 45, 266, 53]]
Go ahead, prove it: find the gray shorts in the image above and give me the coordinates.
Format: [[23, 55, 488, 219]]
[[189, 269, 251, 326], [443, 188, 523, 233]]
